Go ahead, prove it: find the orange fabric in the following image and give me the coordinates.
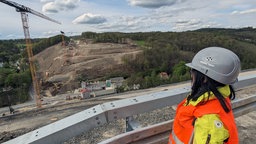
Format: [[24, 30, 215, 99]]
[[169, 99, 195, 144], [169, 98, 239, 144]]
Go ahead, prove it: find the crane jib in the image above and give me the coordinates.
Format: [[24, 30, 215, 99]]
[[0, 0, 61, 24]]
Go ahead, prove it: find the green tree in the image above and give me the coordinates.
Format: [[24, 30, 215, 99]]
[[172, 61, 188, 76], [0, 68, 13, 87]]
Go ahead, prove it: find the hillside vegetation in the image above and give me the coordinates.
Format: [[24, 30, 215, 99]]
[[1, 27, 256, 106], [81, 27, 256, 88]]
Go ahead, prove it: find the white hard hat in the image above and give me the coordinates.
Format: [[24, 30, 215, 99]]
[[186, 47, 241, 84]]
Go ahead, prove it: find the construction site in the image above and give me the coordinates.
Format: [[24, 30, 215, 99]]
[[1, 0, 256, 144], [36, 39, 140, 97]]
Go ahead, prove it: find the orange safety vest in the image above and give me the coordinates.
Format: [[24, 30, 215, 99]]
[[169, 98, 239, 144]]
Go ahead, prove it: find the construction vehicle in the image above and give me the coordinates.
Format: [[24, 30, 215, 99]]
[[0, 0, 61, 108]]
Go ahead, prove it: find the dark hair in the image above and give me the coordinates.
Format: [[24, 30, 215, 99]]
[[187, 69, 235, 113]]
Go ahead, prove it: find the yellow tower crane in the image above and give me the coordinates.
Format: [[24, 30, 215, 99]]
[[0, 0, 61, 108]]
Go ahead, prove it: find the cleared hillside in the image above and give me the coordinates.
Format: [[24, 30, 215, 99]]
[[34, 40, 141, 96]]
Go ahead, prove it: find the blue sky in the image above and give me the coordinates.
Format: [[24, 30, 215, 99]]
[[0, 0, 256, 39]]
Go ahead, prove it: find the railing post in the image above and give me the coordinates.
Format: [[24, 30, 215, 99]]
[[126, 116, 141, 132]]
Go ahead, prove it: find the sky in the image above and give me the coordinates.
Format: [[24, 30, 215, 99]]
[[0, 0, 256, 39]]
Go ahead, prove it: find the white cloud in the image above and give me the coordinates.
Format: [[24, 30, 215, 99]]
[[40, 0, 52, 2], [72, 13, 107, 24], [176, 19, 191, 24], [127, 0, 186, 8], [42, 2, 59, 13], [5, 34, 24, 39], [231, 8, 256, 15], [42, 30, 60, 36], [172, 19, 203, 31], [42, 0, 80, 13]]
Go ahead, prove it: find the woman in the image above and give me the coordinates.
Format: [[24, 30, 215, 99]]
[[169, 47, 240, 144]]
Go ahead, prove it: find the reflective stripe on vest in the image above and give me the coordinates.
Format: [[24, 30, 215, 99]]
[[170, 129, 194, 144], [171, 130, 183, 144]]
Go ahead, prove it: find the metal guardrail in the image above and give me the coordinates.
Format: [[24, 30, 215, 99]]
[[99, 95, 256, 144], [232, 95, 256, 117], [4, 71, 256, 144]]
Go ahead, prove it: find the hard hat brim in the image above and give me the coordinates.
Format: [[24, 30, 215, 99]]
[[185, 63, 195, 69]]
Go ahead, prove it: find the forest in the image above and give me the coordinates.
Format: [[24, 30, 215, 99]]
[[81, 27, 256, 89], [1, 27, 256, 106]]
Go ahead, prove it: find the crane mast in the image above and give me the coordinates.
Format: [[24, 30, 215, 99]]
[[0, 0, 61, 108]]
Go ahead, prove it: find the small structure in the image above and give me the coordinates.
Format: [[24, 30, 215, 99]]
[[67, 88, 91, 100], [80, 88, 91, 99], [85, 81, 105, 91]]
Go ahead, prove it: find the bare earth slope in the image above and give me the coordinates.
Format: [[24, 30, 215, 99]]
[[34, 40, 141, 95]]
